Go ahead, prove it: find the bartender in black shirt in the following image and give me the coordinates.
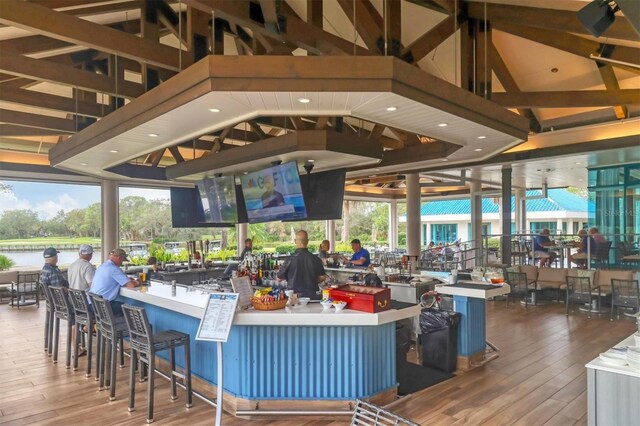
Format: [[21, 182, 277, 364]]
[[277, 230, 326, 299], [240, 238, 253, 260]]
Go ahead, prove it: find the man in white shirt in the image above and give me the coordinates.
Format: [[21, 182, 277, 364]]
[[68, 244, 95, 291]]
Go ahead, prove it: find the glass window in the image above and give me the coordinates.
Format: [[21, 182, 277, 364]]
[[588, 167, 624, 187], [431, 224, 457, 243], [530, 222, 557, 233], [627, 166, 640, 184], [467, 223, 491, 238]]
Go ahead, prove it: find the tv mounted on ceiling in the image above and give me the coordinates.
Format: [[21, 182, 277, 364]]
[[286, 168, 346, 221], [196, 175, 238, 224]]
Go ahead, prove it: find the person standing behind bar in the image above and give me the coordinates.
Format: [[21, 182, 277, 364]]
[[342, 239, 371, 267], [68, 245, 95, 291], [318, 240, 330, 260], [90, 248, 138, 315], [240, 238, 253, 260], [277, 230, 326, 299]]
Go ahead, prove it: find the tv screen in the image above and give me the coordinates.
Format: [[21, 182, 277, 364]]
[[170, 187, 233, 228], [240, 161, 307, 223], [196, 176, 238, 223], [294, 168, 346, 221]]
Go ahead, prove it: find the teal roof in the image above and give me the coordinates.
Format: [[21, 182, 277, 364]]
[[418, 189, 591, 216]]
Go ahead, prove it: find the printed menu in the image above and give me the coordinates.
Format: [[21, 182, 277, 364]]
[[196, 293, 239, 342]]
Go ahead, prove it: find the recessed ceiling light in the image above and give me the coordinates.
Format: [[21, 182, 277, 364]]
[[441, 158, 449, 162], [375, 168, 380, 171], [80, 162, 87, 166], [96, 171, 102, 174], [477, 136, 487, 139], [209, 108, 220, 113], [243, 172, 248, 175], [298, 98, 310, 104], [308, 159, 315, 163], [438, 123, 448, 127], [575, 162, 581, 165], [474, 148, 483, 152], [386, 106, 397, 112], [109, 150, 118, 153], [578, 179, 583, 182], [148, 133, 159, 137]]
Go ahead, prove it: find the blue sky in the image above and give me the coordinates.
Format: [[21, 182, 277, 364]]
[[0, 180, 170, 220]]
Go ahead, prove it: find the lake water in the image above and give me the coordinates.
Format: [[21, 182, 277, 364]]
[[3, 250, 103, 268]]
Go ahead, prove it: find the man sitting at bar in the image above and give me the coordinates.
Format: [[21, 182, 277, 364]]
[[343, 239, 371, 268], [68, 245, 95, 292], [40, 247, 68, 288], [533, 228, 557, 267], [277, 230, 326, 299], [90, 248, 138, 315], [569, 229, 596, 268], [240, 238, 253, 260]]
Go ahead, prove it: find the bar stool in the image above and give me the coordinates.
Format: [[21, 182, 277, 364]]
[[67, 289, 96, 376], [40, 283, 55, 356], [122, 304, 193, 424], [90, 293, 128, 401], [48, 286, 74, 368]]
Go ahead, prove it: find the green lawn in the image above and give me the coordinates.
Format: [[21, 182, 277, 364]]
[[0, 237, 101, 246]]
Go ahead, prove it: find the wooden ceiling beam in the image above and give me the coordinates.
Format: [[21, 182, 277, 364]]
[[493, 22, 640, 73], [0, 50, 144, 98], [491, 90, 640, 108], [489, 42, 541, 133], [0, 86, 105, 118], [337, 0, 383, 52], [0, 108, 76, 133], [259, 0, 281, 34], [168, 146, 185, 163], [0, 0, 189, 72], [247, 120, 267, 139], [400, 13, 464, 63], [467, 2, 639, 41], [598, 64, 628, 119], [0, 124, 68, 137], [307, 0, 323, 28]]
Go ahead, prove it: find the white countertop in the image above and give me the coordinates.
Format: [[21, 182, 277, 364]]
[[586, 334, 640, 379], [120, 281, 421, 326], [435, 281, 511, 299]]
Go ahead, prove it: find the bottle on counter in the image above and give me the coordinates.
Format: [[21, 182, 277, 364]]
[[171, 280, 177, 297]]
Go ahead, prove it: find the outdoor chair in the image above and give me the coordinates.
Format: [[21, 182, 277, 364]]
[[565, 275, 598, 318], [68, 289, 96, 376], [90, 293, 128, 401], [506, 271, 538, 307], [351, 399, 419, 426], [122, 304, 192, 424], [610, 279, 640, 321], [591, 241, 612, 269], [48, 286, 74, 368], [11, 272, 40, 308], [40, 283, 54, 356]]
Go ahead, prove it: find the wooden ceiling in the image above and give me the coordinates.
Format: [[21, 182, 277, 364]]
[[0, 0, 638, 196]]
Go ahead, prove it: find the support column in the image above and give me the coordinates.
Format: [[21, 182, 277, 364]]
[[557, 218, 564, 235], [515, 189, 526, 235], [501, 168, 512, 266], [237, 223, 248, 257], [388, 200, 398, 252], [470, 178, 483, 265], [101, 180, 119, 260], [406, 174, 421, 268], [325, 220, 336, 252]]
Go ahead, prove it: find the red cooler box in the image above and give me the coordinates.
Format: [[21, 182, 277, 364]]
[[329, 285, 391, 313]]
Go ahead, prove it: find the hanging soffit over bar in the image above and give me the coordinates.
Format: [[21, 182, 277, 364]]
[[48, 56, 530, 177]]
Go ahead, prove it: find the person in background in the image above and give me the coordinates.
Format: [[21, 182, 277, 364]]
[[260, 175, 285, 208], [533, 228, 557, 267], [318, 240, 330, 259], [277, 230, 326, 299], [90, 248, 138, 315], [589, 227, 608, 245], [342, 239, 371, 267], [68, 245, 95, 292], [146, 256, 162, 280], [240, 238, 253, 260], [40, 247, 68, 289], [569, 229, 596, 268]]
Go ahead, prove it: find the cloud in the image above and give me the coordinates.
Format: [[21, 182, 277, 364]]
[[0, 190, 83, 220], [0, 191, 32, 214]]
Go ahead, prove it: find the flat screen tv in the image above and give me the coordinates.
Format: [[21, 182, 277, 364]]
[[293, 168, 346, 221], [169, 187, 234, 228], [196, 176, 238, 223], [239, 161, 307, 223]]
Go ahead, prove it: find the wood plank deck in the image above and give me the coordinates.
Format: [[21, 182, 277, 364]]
[[0, 298, 635, 425]]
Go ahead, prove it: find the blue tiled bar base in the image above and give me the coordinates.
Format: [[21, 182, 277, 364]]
[[453, 295, 486, 357], [122, 296, 397, 400]]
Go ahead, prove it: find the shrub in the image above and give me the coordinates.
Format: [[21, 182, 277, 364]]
[[275, 244, 296, 254], [308, 243, 318, 253], [335, 242, 352, 252], [0, 254, 14, 271], [206, 249, 237, 261]]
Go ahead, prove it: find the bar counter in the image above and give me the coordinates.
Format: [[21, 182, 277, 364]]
[[119, 281, 420, 417]]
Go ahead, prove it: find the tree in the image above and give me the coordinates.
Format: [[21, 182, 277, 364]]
[[0, 209, 40, 239]]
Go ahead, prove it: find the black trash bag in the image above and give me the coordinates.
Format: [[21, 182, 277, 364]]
[[364, 273, 383, 287], [420, 308, 459, 335]]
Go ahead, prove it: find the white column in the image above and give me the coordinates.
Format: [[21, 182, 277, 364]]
[[557, 218, 564, 235], [515, 189, 526, 235], [237, 223, 248, 257], [406, 174, 421, 267], [388, 200, 398, 251], [470, 178, 483, 265], [325, 220, 336, 252], [101, 180, 119, 260]]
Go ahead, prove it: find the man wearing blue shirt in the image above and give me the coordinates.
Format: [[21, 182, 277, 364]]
[[533, 229, 557, 267], [90, 248, 138, 315], [344, 239, 370, 267]]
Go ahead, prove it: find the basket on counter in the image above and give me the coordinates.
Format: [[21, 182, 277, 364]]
[[251, 297, 288, 311]]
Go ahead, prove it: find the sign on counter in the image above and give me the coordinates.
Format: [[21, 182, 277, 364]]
[[196, 293, 239, 342], [231, 276, 253, 310]]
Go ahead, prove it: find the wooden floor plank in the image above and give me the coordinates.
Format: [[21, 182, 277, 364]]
[[0, 295, 635, 425]]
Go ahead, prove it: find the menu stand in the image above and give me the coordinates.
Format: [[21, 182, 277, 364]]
[[196, 293, 239, 426]]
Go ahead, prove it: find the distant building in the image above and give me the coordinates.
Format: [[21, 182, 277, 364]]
[[400, 189, 591, 245]]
